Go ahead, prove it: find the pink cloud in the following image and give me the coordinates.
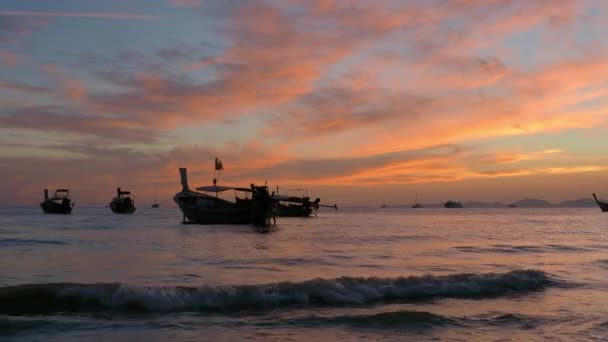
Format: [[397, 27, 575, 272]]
[[0, 50, 21, 66]]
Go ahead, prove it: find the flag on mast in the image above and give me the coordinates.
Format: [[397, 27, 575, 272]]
[[215, 157, 224, 171]]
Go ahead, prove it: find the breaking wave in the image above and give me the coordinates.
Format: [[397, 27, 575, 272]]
[[0, 270, 554, 315]]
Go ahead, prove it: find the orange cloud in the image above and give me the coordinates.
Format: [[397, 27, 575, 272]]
[[64, 80, 87, 100], [4, 0, 608, 206]]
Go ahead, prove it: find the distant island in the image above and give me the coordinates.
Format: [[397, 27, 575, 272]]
[[381, 197, 598, 208]]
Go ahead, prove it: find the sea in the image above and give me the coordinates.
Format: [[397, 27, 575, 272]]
[[1, 206, 607, 341]]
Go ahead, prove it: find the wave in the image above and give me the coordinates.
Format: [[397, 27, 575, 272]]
[[0, 316, 76, 335], [0, 238, 67, 247], [281, 310, 455, 330], [279, 311, 550, 330], [0, 270, 554, 315], [454, 244, 591, 254]]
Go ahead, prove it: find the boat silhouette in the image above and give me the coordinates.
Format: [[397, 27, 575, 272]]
[[40, 189, 73, 214], [173, 167, 276, 229], [593, 193, 608, 212], [272, 188, 337, 217], [444, 200, 463, 208], [109, 188, 136, 214]]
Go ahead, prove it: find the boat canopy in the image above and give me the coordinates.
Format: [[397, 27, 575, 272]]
[[271, 195, 312, 203], [196, 185, 252, 193]]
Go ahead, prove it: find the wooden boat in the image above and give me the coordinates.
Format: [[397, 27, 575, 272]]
[[273, 188, 337, 217], [109, 188, 137, 214], [593, 193, 608, 212], [444, 200, 463, 208], [40, 189, 73, 214], [173, 168, 276, 228]]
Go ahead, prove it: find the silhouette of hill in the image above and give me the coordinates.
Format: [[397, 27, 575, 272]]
[[558, 198, 596, 207], [511, 198, 552, 207], [463, 201, 508, 208], [381, 197, 597, 208]]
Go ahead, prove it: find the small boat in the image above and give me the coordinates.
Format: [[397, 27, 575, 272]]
[[593, 193, 608, 212], [151, 187, 160, 208], [380, 204, 387, 208], [273, 191, 337, 217], [509, 203, 518, 208], [444, 200, 463, 208], [40, 189, 73, 214], [173, 167, 276, 228], [109, 188, 136, 214]]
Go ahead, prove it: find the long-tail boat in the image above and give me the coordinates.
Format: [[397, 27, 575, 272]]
[[40, 189, 73, 214], [272, 188, 337, 217], [173, 166, 276, 229], [593, 193, 608, 212], [109, 188, 137, 214]]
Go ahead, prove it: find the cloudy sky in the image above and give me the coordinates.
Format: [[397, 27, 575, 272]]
[[1, 0, 608, 206]]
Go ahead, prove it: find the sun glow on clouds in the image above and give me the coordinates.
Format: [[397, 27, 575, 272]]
[[1, 0, 608, 205]]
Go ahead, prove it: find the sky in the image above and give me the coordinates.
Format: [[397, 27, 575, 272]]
[[1, 0, 608, 207]]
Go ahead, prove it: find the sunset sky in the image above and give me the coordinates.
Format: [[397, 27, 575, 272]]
[[1, 0, 608, 206]]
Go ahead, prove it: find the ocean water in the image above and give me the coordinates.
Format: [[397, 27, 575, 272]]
[[1, 207, 607, 341]]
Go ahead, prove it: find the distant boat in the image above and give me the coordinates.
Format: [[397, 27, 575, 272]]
[[411, 193, 423, 208], [40, 189, 73, 214], [173, 166, 276, 229], [592, 193, 608, 212], [151, 188, 160, 208], [444, 200, 463, 208], [509, 203, 518, 208], [109, 188, 136, 214], [380, 204, 387, 208]]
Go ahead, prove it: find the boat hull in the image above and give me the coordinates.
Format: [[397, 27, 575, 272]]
[[174, 191, 274, 226], [593, 194, 608, 212], [40, 200, 72, 214], [109, 200, 136, 214], [179, 205, 253, 224], [444, 201, 463, 208], [277, 204, 313, 217]]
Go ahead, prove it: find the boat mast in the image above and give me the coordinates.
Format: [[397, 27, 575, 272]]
[[214, 157, 224, 198]]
